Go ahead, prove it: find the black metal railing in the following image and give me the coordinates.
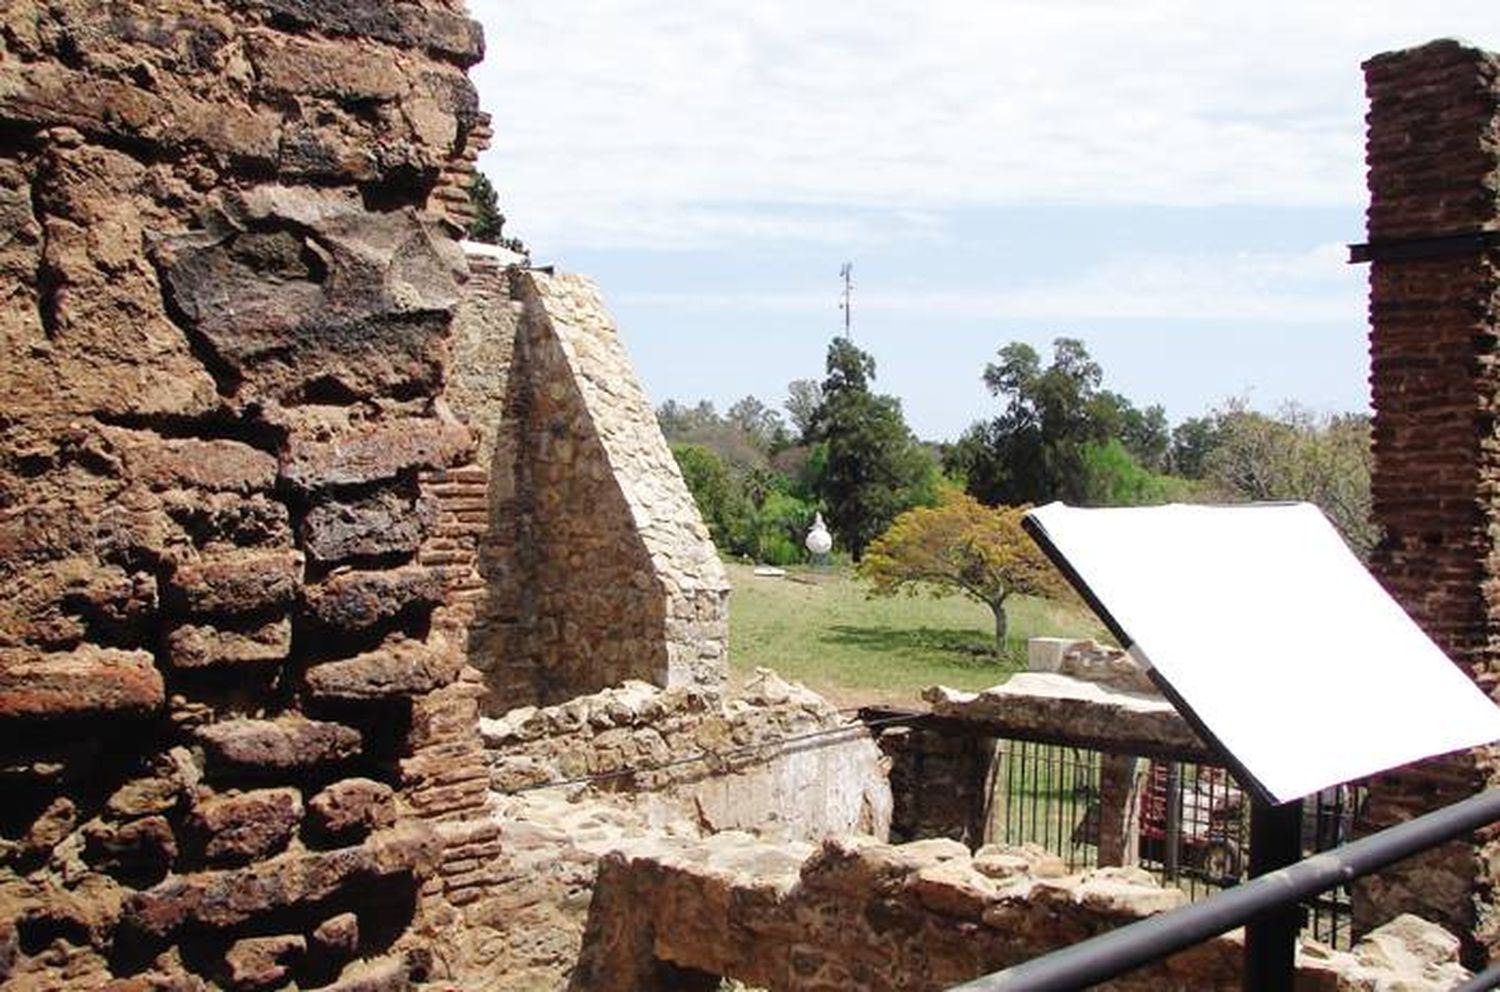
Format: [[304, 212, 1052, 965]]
[[948, 788, 1500, 991], [986, 740, 1363, 948]]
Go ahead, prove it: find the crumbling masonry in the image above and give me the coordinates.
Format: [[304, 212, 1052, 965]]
[[1355, 39, 1500, 964], [1, 6, 1498, 991]]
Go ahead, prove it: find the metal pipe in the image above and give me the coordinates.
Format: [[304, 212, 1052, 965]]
[[948, 788, 1500, 992]]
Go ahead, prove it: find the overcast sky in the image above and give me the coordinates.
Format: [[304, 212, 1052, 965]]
[[465, 2, 1499, 441]]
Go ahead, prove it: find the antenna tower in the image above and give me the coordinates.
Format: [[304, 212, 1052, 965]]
[[839, 262, 853, 340]]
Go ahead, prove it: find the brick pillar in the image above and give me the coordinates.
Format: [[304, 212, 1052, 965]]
[[1354, 39, 1500, 963]]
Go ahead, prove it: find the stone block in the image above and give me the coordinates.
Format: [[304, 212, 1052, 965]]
[[302, 565, 447, 632], [106, 778, 184, 819], [122, 824, 441, 937], [196, 715, 362, 773], [191, 788, 303, 864], [164, 617, 292, 669], [280, 419, 473, 491], [236, 0, 485, 66], [0, 646, 163, 720], [163, 550, 301, 617], [307, 779, 396, 842], [153, 187, 464, 404], [83, 815, 177, 879], [310, 912, 361, 959], [304, 634, 461, 701], [223, 934, 305, 991], [301, 489, 436, 564], [105, 429, 278, 494]]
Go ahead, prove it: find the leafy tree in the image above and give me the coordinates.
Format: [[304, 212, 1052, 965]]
[[953, 337, 1166, 507], [784, 379, 824, 441], [1201, 402, 1375, 557], [671, 443, 753, 554], [858, 492, 1071, 645], [726, 395, 788, 451], [466, 171, 528, 256], [812, 338, 937, 559], [1169, 415, 1223, 478]]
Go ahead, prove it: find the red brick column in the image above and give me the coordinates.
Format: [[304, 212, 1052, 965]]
[[1355, 39, 1500, 962]]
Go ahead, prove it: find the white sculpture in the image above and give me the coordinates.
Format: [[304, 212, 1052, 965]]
[[805, 512, 833, 556]]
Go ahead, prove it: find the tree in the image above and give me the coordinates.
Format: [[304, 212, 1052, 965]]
[[1200, 402, 1375, 557], [812, 337, 937, 559], [726, 395, 788, 451], [466, 171, 528, 256], [784, 379, 823, 441], [953, 337, 1168, 507], [858, 492, 1071, 645]]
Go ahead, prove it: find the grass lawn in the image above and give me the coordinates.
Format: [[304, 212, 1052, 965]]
[[725, 562, 1108, 708]]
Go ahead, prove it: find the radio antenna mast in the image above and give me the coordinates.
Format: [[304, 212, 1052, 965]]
[[839, 262, 853, 340]]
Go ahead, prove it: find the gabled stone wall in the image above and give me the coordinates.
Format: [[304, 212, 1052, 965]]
[[445, 256, 729, 711], [1355, 38, 1500, 962]]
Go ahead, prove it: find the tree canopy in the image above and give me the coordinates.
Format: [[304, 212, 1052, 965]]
[[811, 337, 937, 560], [947, 338, 1171, 507], [858, 491, 1071, 645]]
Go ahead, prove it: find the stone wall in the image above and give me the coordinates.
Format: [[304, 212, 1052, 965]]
[[1355, 38, 1500, 961], [467, 670, 892, 988], [569, 832, 1469, 991], [483, 671, 892, 843], [0, 2, 511, 988], [444, 257, 729, 710]]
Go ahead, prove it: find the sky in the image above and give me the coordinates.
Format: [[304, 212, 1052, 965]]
[[465, 2, 1500, 442]]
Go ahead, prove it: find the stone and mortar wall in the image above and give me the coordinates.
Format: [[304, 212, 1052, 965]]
[[444, 256, 729, 710], [0, 3, 513, 988], [483, 671, 892, 842], [454, 671, 891, 989], [570, 832, 1469, 991], [1356, 38, 1500, 960]]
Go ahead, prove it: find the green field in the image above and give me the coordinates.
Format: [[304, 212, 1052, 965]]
[[725, 562, 1108, 707]]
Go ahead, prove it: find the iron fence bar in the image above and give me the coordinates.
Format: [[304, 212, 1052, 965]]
[[948, 788, 1500, 992]]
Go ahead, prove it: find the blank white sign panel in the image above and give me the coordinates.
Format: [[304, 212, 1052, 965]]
[[1026, 502, 1500, 805]]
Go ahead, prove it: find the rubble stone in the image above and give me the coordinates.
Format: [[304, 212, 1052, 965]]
[[307, 779, 396, 842], [223, 934, 305, 991], [196, 716, 362, 773], [0, 646, 163, 720], [190, 788, 303, 864]]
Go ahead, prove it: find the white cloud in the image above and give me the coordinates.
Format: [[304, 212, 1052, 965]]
[[614, 243, 1364, 324], [467, 1, 1498, 252]]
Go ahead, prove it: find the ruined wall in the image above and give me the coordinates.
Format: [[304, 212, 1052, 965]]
[[570, 833, 1469, 991], [1355, 39, 1500, 959], [444, 257, 729, 710], [484, 671, 892, 843], [0, 3, 508, 987], [471, 671, 892, 988]]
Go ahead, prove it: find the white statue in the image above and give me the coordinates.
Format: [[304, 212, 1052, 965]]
[[805, 512, 833, 556]]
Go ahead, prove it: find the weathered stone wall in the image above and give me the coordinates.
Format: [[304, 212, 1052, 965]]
[[0, 3, 509, 988], [484, 671, 892, 843], [1355, 38, 1500, 961], [466, 669, 891, 989], [570, 832, 1469, 991], [444, 257, 730, 710]]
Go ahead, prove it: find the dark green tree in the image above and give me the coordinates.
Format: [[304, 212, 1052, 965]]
[[811, 337, 937, 559], [466, 171, 528, 256], [950, 337, 1166, 506]]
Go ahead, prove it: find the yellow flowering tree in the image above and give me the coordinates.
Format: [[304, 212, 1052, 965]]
[[857, 491, 1071, 646]]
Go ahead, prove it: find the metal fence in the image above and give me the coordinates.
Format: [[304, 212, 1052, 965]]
[[985, 740, 1364, 949]]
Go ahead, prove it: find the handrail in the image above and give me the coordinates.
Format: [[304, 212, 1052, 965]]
[[949, 788, 1500, 991]]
